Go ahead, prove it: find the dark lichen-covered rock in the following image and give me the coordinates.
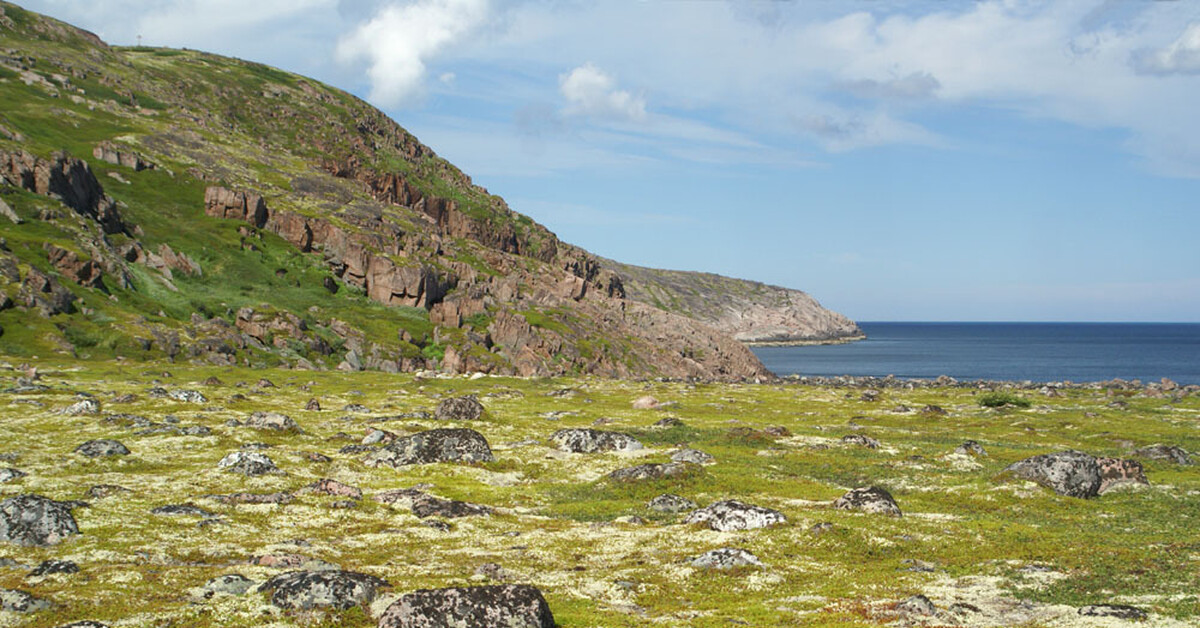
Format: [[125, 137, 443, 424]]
[[1132, 444, 1192, 465], [833, 486, 902, 517], [434, 395, 487, 421], [684, 499, 786, 531], [411, 494, 492, 519], [1003, 450, 1101, 498], [550, 428, 642, 453], [217, 451, 280, 476], [607, 462, 693, 482], [689, 548, 762, 570], [1078, 604, 1147, 620], [0, 494, 79, 546], [647, 493, 697, 513], [378, 584, 555, 628], [259, 569, 388, 610], [151, 503, 214, 517], [29, 559, 78, 576], [368, 428, 494, 467], [841, 434, 880, 449], [955, 440, 987, 456], [74, 439, 130, 458], [1096, 457, 1148, 494], [0, 587, 52, 612]]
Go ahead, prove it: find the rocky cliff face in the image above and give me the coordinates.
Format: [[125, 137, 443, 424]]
[[0, 2, 846, 380]]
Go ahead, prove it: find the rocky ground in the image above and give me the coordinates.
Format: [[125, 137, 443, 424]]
[[0, 361, 1197, 627]]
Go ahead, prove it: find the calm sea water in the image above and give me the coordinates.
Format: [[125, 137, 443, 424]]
[[751, 322, 1200, 385]]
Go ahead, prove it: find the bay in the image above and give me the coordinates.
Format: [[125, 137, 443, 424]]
[[750, 322, 1200, 385]]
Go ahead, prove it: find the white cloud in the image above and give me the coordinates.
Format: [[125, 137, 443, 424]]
[[559, 63, 646, 121], [798, 109, 943, 152], [336, 0, 489, 106], [1132, 22, 1200, 75], [839, 72, 941, 101]]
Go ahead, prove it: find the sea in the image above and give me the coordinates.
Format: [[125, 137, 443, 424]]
[[750, 322, 1200, 386]]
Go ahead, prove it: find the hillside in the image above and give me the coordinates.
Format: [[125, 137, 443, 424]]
[[0, 2, 854, 380]]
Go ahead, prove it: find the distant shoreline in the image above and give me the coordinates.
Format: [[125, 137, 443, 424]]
[[742, 333, 867, 348]]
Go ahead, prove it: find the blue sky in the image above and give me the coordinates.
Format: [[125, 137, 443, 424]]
[[22, 0, 1200, 322]]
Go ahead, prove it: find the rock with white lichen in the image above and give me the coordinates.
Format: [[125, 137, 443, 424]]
[[689, 548, 762, 570], [833, 486, 902, 516], [378, 584, 555, 628], [368, 428, 495, 467], [550, 428, 642, 453], [0, 494, 80, 546], [259, 569, 388, 610], [684, 499, 786, 531], [216, 451, 280, 476]]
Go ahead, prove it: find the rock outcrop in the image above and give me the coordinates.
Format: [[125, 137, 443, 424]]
[[0, 149, 125, 234]]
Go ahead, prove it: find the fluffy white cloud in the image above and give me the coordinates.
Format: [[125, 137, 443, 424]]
[[336, 0, 489, 106], [1132, 22, 1200, 75], [559, 63, 646, 121]]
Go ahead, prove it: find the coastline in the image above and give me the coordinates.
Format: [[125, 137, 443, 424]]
[[742, 332, 867, 348]]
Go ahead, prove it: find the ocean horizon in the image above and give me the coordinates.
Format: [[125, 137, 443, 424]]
[[751, 321, 1200, 385]]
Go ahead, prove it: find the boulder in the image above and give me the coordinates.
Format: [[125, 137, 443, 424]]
[[1132, 444, 1192, 465], [0, 468, 26, 483], [631, 396, 660, 410], [259, 569, 388, 610], [44, 244, 104, 290], [896, 594, 936, 616], [647, 494, 697, 514], [0, 588, 52, 612], [0, 149, 125, 234], [434, 395, 487, 421], [151, 504, 214, 517], [306, 479, 363, 500], [63, 398, 100, 415], [411, 494, 492, 519], [93, 141, 155, 171], [0, 494, 80, 546], [378, 584, 555, 628], [689, 548, 762, 570], [203, 574, 255, 596], [955, 440, 987, 456], [216, 451, 280, 476], [29, 559, 78, 576], [245, 412, 302, 432], [684, 500, 786, 531], [74, 439, 130, 458], [670, 449, 714, 465], [368, 428, 495, 467], [833, 487, 902, 517], [842, 434, 880, 449], [550, 428, 642, 453], [57, 622, 108, 628], [1096, 457, 1148, 493], [607, 462, 692, 482], [167, 389, 207, 403], [1003, 451, 1101, 498]]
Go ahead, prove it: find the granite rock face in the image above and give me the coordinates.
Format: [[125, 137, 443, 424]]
[[378, 584, 555, 628], [0, 494, 80, 546], [369, 428, 495, 467], [1003, 451, 1101, 498]]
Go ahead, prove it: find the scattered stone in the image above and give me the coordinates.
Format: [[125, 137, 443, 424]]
[[362, 428, 396, 445], [63, 398, 100, 415], [259, 569, 388, 610], [0, 468, 25, 483], [955, 440, 987, 456], [74, 439, 130, 457], [378, 584, 555, 628], [411, 494, 493, 519], [29, 559, 78, 577], [168, 389, 207, 403], [684, 500, 786, 531], [306, 478, 363, 500], [1003, 450, 1101, 498], [0, 587, 51, 612], [0, 494, 80, 546], [762, 426, 791, 437], [210, 492, 293, 505], [860, 389, 881, 402], [202, 376, 223, 386], [550, 428, 642, 453], [842, 434, 880, 449], [245, 411, 302, 432], [833, 487, 902, 517], [57, 622, 109, 628], [1132, 444, 1192, 465], [631, 396, 660, 410], [920, 405, 947, 416], [474, 563, 511, 582], [608, 462, 693, 482], [689, 548, 762, 570], [434, 395, 487, 421], [86, 485, 129, 499], [900, 559, 936, 573], [652, 417, 683, 428], [257, 378, 276, 388], [305, 398, 321, 411], [328, 499, 357, 509], [1078, 604, 1147, 620], [217, 451, 280, 476], [297, 451, 332, 463], [342, 403, 369, 413], [203, 574, 254, 596], [368, 428, 495, 467], [111, 393, 137, 403], [648, 494, 697, 513], [1097, 457, 1149, 493], [670, 448, 714, 465], [809, 522, 835, 535], [896, 594, 936, 616], [948, 602, 982, 615], [423, 520, 452, 532], [152, 503, 214, 517]]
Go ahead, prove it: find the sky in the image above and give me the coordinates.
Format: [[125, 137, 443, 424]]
[[19, 0, 1200, 322]]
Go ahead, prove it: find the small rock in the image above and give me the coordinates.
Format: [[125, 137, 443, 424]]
[[151, 503, 214, 517], [216, 451, 280, 476], [0, 494, 79, 546], [896, 594, 936, 616], [1003, 450, 1101, 498], [378, 584, 555, 628], [684, 499, 786, 531], [210, 492, 293, 505], [256, 378, 276, 388], [245, 411, 301, 432], [0, 587, 51, 612], [259, 569, 388, 610], [474, 563, 511, 582], [607, 462, 693, 482], [652, 417, 683, 428], [1078, 604, 1147, 620], [1096, 457, 1149, 493], [86, 485, 129, 499], [689, 548, 762, 570], [306, 479, 363, 500], [920, 405, 947, 416], [860, 389, 881, 402], [29, 560, 78, 577], [203, 573, 254, 596], [74, 439, 130, 458], [955, 440, 987, 456], [57, 622, 109, 628], [305, 398, 321, 411], [411, 494, 492, 519], [833, 487, 902, 517], [631, 396, 660, 410], [842, 434, 880, 449], [434, 395, 487, 421], [342, 403, 369, 413], [362, 428, 396, 445], [550, 428, 642, 453], [297, 451, 332, 463], [1132, 444, 1192, 465], [0, 468, 25, 483], [63, 399, 100, 415], [168, 389, 207, 403], [368, 428, 495, 467], [671, 448, 714, 465], [948, 602, 982, 615], [809, 522, 835, 535], [647, 494, 697, 513]]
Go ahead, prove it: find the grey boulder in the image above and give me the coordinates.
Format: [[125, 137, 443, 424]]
[[550, 428, 641, 453], [259, 569, 388, 610], [0, 494, 80, 546], [689, 548, 762, 570], [378, 584, 555, 628], [0, 587, 52, 612], [1003, 450, 1101, 498], [74, 439, 130, 458], [216, 451, 280, 476], [434, 395, 487, 421], [647, 494, 697, 514], [684, 500, 786, 531], [833, 486, 902, 517], [368, 428, 494, 467]]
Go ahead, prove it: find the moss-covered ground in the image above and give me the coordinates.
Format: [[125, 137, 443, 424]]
[[0, 361, 1196, 626]]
